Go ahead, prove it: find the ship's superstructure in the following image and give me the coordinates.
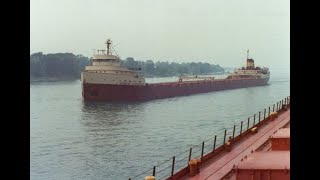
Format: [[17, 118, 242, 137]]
[[81, 39, 270, 101], [226, 50, 270, 80], [81, 39, 145, 86]]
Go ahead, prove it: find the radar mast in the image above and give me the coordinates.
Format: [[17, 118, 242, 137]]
[[106, 39, 112, 55]]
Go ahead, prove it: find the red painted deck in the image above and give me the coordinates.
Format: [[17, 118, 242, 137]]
[[179, 109, 290, 180]]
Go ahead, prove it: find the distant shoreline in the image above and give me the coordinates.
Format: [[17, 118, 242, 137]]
[[30, 76, 79, 83]]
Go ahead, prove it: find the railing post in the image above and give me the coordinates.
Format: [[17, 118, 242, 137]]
[[213, 135, 217, 151], [264, 109, 266, 119], [171, 156, 175, 177], [285, 98, 287, 105], [273, 104, 275, 112], [201, 142, 205, 160], [240, 121, 243, 134], [276, 102, 279, 111], [223, 129, 227, 144], [282, 100, 284, 108], [232, 125, 236, 138], [268, 106, 270, 116], [259, 112, 261, 123], [247, 117, 250, 130], [189, 148, 192, 161], [253, 114, 256, 125], [153, 166, 156, 176]]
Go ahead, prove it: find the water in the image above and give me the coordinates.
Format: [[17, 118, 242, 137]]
[[30, 67, 289, 180]]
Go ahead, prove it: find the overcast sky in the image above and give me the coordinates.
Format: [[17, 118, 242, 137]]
[[30, 0, 289, 68]]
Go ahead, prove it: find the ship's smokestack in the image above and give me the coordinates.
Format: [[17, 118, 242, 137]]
[[246, 50, 255, 69]]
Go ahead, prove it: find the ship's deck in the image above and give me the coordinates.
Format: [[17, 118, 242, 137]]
[[148, 77, 262, 86], [178, 108, 290, 180]]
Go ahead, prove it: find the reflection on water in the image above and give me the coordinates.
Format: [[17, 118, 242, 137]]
[[81, 101, 146, 127], [31, 69, 289, 180]]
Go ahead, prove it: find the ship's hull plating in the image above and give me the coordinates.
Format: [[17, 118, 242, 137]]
[[82, 77, 269, 101]]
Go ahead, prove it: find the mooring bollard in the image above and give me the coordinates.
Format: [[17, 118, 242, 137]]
[[225, 136, 232, 152], [145, 176, 156, 180], [270, 112, 278, 121], [250, 127, 258, 134], [196, 159, 201, 172], [188, 159, 199, 177]]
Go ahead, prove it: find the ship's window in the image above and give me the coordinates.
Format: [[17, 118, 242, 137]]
[[129, 80, 131, 82], [139, 81, 141, 82], [124, 80, 126, 82]]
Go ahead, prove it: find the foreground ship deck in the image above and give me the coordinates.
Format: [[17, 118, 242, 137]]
[[181, 108, 290, 180], [129, 97, 290, 180]]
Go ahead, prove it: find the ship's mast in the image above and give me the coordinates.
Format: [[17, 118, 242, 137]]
[[106, 39, 112, 55]]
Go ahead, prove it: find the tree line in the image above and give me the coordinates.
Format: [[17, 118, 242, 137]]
[[30, 52, 224, 79]]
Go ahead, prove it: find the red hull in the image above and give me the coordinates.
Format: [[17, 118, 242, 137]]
[[82, 78, 269, 101]]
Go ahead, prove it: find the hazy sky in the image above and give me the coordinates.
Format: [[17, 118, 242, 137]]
[[30, 0, 289, 67]]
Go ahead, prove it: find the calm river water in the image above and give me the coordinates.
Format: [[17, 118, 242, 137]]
[[30, 67, 289, 180]]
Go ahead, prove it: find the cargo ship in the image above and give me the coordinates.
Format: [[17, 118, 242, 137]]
[[81, 39, 270, 101]]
